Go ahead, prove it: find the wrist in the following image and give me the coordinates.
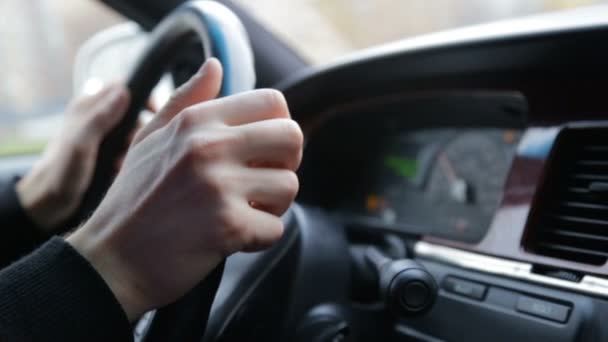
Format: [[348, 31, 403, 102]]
[[16, 157, 84, 232], [16, 170, 58, 232], [66, 226, 148, 321]]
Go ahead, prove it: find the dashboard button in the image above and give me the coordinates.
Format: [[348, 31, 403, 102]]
[[516, 296, 571, 323], [442, 277, 487, 300]]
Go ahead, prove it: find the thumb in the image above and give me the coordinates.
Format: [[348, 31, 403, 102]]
[[133, 58, 223, 144]]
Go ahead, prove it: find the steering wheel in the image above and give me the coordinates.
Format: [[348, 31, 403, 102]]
[[71, 1, 255, 341]]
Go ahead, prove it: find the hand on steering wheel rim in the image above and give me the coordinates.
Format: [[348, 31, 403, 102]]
[[71, 2, 255, 341]]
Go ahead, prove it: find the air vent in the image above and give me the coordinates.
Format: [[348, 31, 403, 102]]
[[526, 128, 608, 265]]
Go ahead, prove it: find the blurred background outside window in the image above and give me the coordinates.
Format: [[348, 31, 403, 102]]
[[0, 0, 605, 157], [234, 0, 606, 64], [0, 0, 123, 156]]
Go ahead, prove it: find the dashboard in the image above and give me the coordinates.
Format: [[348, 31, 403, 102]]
[[277, 7, 608, 341]]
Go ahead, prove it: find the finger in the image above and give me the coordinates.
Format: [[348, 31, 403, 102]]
[[162, 58, 222, 117], [134, 58, 223, 144], [234, 119, 303, 170], [88, 84, 130, 137], [72, 83, 116, 110], [184, 89, 290, 127], [240, 168, 299, 216], [237, 205, 285, 252]]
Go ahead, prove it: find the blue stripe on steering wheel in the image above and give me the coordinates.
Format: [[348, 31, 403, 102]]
[[204, 14, 232, 97]]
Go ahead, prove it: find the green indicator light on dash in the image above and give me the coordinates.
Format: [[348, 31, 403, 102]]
[[384, 155, 418, 181]]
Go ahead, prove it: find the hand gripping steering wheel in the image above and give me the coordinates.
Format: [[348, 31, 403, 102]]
[[71, 2, 255, 341]]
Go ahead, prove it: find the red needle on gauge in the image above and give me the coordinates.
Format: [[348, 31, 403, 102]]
[[438, 152, 470, 204], [438, 152, 458, 183]]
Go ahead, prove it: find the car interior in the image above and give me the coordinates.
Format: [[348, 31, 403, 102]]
[[3, 0, 608, 341]]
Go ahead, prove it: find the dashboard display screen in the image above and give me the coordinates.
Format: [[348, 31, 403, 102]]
[[342, 129, 521, 243]]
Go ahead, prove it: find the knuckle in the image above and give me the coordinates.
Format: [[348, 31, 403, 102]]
[[279, 119, 304, 152], [183, 135, 219, 164], [281, 171, 300, 200], [180, 130, 241, 176], [259, 89, 288, 115], [260, 219, 285, 246], [222, 128, 246, 149], [199, 130, 241, 160]]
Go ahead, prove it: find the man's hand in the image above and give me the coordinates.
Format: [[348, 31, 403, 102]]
[[16, 85, 130, 231], [67, 59, 303, 321]]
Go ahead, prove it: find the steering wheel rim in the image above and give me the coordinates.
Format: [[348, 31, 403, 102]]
[[70, 2, 255, 341]]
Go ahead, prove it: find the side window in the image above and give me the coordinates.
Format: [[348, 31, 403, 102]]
[[0, 0, 123, 157]]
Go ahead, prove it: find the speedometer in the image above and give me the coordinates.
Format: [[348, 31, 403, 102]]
[[425, 130, 518, 242]]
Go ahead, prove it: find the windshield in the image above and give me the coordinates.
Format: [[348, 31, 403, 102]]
[[234, 0, 606, 64]]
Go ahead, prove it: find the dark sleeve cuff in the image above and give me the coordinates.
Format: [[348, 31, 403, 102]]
[[0, 176, 48, 268], [0, 237, 132, 341]]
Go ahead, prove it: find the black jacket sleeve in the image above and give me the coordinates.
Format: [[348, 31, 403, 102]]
[[0, 237, 133, 341], [0, 176, 48, 268]]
